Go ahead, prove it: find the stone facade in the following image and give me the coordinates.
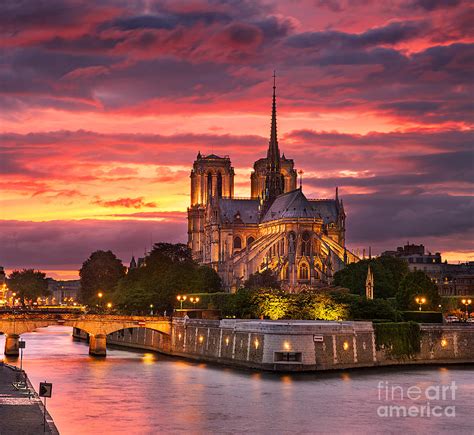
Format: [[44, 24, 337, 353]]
[[187, 81, 358, 292], [81, 319, 474, 371]]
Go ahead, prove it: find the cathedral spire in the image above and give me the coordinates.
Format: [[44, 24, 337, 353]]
[[262, 71, 285, 211], [267, 71, 280, 172]]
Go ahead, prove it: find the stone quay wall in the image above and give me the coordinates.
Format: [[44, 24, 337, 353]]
[[73, 321, 474, 371]]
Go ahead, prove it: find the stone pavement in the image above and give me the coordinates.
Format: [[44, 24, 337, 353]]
[[0, 362, 58, 434]]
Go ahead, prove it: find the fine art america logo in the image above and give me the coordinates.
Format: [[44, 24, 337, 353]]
[[377, 381, 457, 418]]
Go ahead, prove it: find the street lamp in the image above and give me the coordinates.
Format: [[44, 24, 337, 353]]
[[415, 296, 426, 311], [106, 302, 112, 309], [189, 296, 200, 307], [98, 292, 103, 309], [461, 298, 472, 320], [150, 304, 154, 315], [176, 295, 187, 309]]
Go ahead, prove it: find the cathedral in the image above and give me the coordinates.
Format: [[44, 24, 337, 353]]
[[187, 78, 358, 292]]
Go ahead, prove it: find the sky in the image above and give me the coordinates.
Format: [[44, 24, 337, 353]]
[[1, 0, 473, 280]]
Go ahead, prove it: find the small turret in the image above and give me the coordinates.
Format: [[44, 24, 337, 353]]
[[366, 264, 374, 299]]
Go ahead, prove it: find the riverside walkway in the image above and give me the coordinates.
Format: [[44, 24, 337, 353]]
[[0, 363, 58, 434]]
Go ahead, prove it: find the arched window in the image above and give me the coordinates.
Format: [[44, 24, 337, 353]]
[[247, 236, 255, 246], [207, 172, 213, 201], [301, 232, 311, 256], [299, 263, 309, 280], [217, 172, 223, 198], [233, 236, 242, 250]]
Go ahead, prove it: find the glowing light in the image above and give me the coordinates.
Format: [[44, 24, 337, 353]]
[[225, 337, 230, 346], [254, 339, 259, 349], [441, 339, 448, 348], [284, 341, 290, 350], [142, 353, 155, 365], [198, 335, 204, 344], [343, 341, 349, 351], [106, 302, 112, 309], [178, 333, 182, 340]]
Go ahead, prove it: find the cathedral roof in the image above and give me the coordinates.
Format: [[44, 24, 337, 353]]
[[261, 188, 339, 224], [203, 154, 228, 159], [309, 199, 339, 224], [261, 188, 317, 222], [219, 198, 260, 224]]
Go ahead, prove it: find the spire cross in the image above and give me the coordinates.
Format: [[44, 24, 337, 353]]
[[298, 169, 304, 188], [273, 70, 276, 89]]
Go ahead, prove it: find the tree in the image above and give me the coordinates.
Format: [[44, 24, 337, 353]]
[[79, 250, 126, 305], [252, 289, 290, 319], [332, 293, 400, 321], [334, 257, 409, 299], [251, 289, 349, 321], [245, 270, 280, 290], [396, 270, 440, 310], [307, 294, 349, 321], [8, 269, 49, 305], [112, 243, 222, 313]]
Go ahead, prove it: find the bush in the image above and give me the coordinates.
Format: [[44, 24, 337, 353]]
[[374, 322, 421, 357], [402, 311, 443, 323], [331, 293, 401, 322]]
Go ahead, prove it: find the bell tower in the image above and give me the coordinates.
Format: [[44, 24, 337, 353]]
[[188, 153, 234, 261]]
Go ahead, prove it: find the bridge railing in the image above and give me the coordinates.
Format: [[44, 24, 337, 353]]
[[0, 313, 171, 322]]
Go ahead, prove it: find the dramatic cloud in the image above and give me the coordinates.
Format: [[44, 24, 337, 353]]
[[92, 196, 158, 209], [0, 219, 186, 271], [0, 0, 472, 273]]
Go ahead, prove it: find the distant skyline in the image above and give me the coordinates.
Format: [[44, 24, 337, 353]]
[[1, 0, 473, 279]]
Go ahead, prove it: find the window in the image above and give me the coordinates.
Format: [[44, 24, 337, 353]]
[[207, 172, 213, 200], [233, 236, 242, 250], [247, 236, 255, 246], [299, 263, 309, 280], [217, 172, 223, 198], [301, 232, 311, 256]]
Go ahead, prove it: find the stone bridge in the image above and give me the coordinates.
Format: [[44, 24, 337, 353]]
[[0, 313, 171, 357]]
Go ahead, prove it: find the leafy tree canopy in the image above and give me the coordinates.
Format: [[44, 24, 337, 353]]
[[112, 243, 222, 314], [79, 250, 126, 305], [396, 270, 440, 310], [334, 256, 409, 299], [332, 292, 400, 321], [8, 269, 49, 304]]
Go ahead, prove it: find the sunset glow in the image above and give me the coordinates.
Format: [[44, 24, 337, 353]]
[[1, 0, 473, 276]]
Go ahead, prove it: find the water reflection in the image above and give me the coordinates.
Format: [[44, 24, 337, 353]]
[[0, 327, 473, 435]]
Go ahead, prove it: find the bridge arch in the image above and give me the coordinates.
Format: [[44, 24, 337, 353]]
[[0, 314, 171, 357]]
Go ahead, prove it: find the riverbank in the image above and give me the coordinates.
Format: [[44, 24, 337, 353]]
[[3, 327, 474, 434], [74, 319, 474, 372], [0, 362, 59, 435]]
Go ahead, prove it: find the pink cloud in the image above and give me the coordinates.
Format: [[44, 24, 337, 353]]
[[92, 196, 158, 209]]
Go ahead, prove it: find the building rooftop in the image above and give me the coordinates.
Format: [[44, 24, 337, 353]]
[[261, 189, 339, 224], [219, 198, 260, 224]]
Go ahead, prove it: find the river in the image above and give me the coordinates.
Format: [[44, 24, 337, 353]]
[[1, 326, 473, 434]]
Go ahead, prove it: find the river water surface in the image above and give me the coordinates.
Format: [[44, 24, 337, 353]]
[[1, 326, 473, 434]]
